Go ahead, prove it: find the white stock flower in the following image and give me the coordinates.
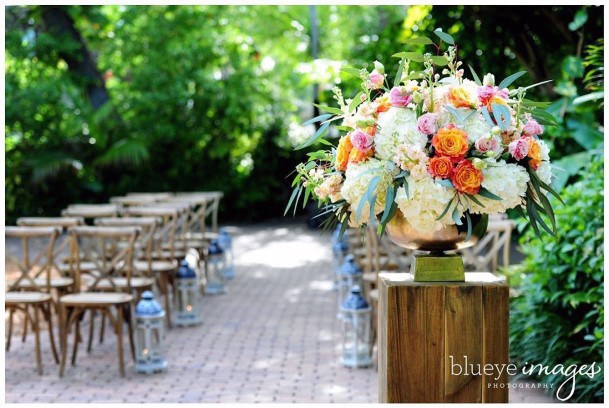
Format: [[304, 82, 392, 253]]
[[340, 158, 395, 227], [394, 174, 460, 232], [463, 111, 492, 143], [536, 161, 553, 185], [374, 107, 427, 161], [470, 161, 530, 214]]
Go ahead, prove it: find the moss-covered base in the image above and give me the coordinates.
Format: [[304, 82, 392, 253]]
[[412, 253, 465, 282]]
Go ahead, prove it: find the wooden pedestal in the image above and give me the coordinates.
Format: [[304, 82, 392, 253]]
[[378, 272, 509, 403]]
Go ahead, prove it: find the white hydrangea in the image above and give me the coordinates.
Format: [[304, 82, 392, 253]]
[[536, 161, 553, 185], [470, 161, 530, 214], [340, 158, 395, 227], [394, 174, 460, 232], [538, 139, 550, 161], [463, 111, 492, 143], [374, 107, 427, 161]]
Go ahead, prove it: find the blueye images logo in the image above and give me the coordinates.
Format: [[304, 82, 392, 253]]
[[449, 355, 602, 401]]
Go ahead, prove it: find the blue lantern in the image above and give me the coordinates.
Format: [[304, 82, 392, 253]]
[[217, 228, 235, 280], [134, 291, 167, 373], [174, 260, 201, 326], [205, 240, 227, 295], [340, 286, 372, 368], [332, 240, 349, 290], [337, 254, 363, 319]]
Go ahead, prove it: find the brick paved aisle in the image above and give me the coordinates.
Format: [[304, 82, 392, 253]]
[[5, 222, 376, 403], [5, 221, 555, 403]]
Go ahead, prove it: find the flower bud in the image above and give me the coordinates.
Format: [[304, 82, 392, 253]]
[[412, 91, 423, 104], [491, 126, 502, 136], [483, 73, 495, 87], [373, 61, 385, 74], [472, 158, 486, 170]]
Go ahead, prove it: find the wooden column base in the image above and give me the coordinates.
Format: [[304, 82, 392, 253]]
[[378, 272, 509, 403]]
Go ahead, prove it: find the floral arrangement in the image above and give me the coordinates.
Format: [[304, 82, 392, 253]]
[[286, 30, 562, 239]]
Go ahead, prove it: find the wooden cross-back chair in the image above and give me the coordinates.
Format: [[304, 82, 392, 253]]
[[459, 217, 516, 273], [5, 226, 61, 375], [176, 191, 223, 233], [14, 217, 84, 298], [160, 195, 216, 241], [121, 206, 183, 327], [62, 204, 121, 224], [58, 226, 141, 377], [110, 196, 160, 207], [127, 192, 175, 200]]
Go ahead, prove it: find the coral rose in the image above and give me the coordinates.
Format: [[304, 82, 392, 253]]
[[428, 156, 454, 179], [448, 85, 478, 109], [349, 146, 373, 164], [451, 160, 484, 194], [335, 135, 353, 171], [431, 125, 469, 162], [526, 137, 542, 170]]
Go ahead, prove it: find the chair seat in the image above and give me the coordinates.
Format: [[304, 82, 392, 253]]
[[5, 291, 52, 304], [362, 272, 378, 283], [58, 261, 98, 272], [10, 277, 74, 289], [59, 292, 133, 306], [134, 260, 178, 272], [90, 277, 155, 289], [151, 249, 187, 259], [184, 232, 218, 241]]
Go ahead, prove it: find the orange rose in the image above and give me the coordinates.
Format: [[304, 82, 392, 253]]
[[431, 125, 469, 162], [364, 124, 377, 136], [349, 146, 373, 164], [487, 95, 508, 113], [428, 156, 455, 179], [335, 135, 353, 171], [526, 137, 542, 170], [375, 95, 391, 115], [451, 160, 483, 194], [448, 86, 478, 109]]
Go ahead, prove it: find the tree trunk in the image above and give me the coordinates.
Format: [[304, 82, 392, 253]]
[[40, 6, 109, 110]]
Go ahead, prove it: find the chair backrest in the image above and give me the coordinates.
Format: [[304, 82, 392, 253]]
[[94, 217, 158, 265], [62, 204, 121, 221], [176, 192, 223, 232], [143, 202, 192, 241], [67, 226, 140, 293], [110, 196, 160, 206], [127, 192, 174, 200], [160, 195, 212, 235], [17, 217, 85, 277], [5, 226, 61, 292], [122, 206, 180, 260], [460, 219, 516, 272]]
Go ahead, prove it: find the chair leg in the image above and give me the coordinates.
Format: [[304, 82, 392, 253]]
[[32, 305, 43, 375], [6, 307, 14, 351], [99, 313, 106, 345], [59, 304, 68, 377], [126, 305, 136, 362], [22, 305, 29, 342], [71, 310, 81, 366], [116, 305, 126, 377], [87, 310, 95, 353], [161, 272, 172, 328], [43, 303, 60, 364]]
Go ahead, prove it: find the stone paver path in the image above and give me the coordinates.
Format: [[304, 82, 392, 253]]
[[5, 221, 555, 403]]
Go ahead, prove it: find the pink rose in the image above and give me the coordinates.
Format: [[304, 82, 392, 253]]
[[389, 86, 412, 108], [417, 113, 437, 135], [522, 119, 543, 137], [508, 138, 530, 160], [475, 136, 500, 153], [477, 85, 509, 105], [368, 70, 384, 90], [350, 129, 373, 152]]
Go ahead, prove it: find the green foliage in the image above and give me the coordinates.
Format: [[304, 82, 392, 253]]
[[510, 156, 604, 402]]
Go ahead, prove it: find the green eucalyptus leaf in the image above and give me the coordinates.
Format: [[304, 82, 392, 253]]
[[433, 29, 454, 45], [498, 71, 527, 89]]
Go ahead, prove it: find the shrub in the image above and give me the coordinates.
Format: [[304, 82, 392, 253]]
[[510, 155, 604, 402]]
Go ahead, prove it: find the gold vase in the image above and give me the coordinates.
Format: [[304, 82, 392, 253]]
[[385, 210, 488, 281]]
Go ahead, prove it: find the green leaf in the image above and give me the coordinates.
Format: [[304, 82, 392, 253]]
[[369, 193, 378, 226], [95, 139, 149, 167], [400, 71, 424, 81], [284, 185, 300, 216], [498, 71, 527, 89], [403, 37, 434, 45], [528, 108, 559, 128], [349, 92, 364, 113], [562, 56, 585, 78], [430, 56, 448, 66], [313, 103, 343, 115], [303, 185, 311, 209], [293, 184, 304, 216], [436, 195, 455, 221], [335, 125, 354, 132], [526, 198, 543, 239], [466, 194, 485, 208], [381, 184, 396, 224], [355, 175, 381, 223], [341, 66, 362, 77], [436, 178, 454, 189], [568, 8, 588, 31], [468, 65, 482, 86], [452, 207, 463, 226], [491, 103, 511, 131], [433, 29, 454, 45], [478, 187, 502, 201], [394, 58, 405, 87], [402, 52, 424, 62], [527, 192, 555, 237], [465, 211, 472, 241], [296, 122, 330, 150], [302, 113, 332, 126], [480, 107, 495, 127]]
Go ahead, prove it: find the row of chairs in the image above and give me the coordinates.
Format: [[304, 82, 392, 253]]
[[5, 191, 223, 377]]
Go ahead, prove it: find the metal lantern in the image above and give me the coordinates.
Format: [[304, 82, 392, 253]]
[[134, 291, 167, 373], [205, 239, 227, 295], [337, 254, 362, 319], [217, 228, 235, 280], [332, 240, 349, 290], [340, 286, 372, 368], [174, 260, 202, 326]]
